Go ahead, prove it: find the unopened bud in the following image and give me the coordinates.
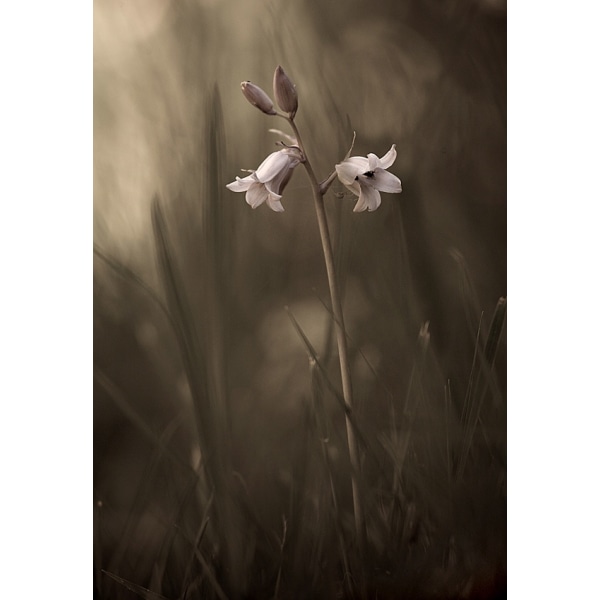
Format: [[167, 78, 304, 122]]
[[240, 81, 277, 115], [273, 66, 298, 118]]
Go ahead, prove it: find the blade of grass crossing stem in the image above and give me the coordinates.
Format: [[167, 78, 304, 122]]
[[313, 290, 395, 403], [286, 309, 374, 597], [285, 308, 369, 459], [286, 307, 398, 496]]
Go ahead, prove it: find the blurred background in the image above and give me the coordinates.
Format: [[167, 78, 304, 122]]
[[94, 0, 506, 597]]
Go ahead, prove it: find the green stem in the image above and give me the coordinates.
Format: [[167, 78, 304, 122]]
[[286, 117, 366, 551]]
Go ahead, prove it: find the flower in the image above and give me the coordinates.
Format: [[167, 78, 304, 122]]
[[335, 145, 402, 212], [273, 66, 298, 117], [226, 149, 301, 212], [240, 81, 277, 115]]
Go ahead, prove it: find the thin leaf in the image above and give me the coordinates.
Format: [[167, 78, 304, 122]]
[[101, 570, 172, 600], [93, 244, 174, 329]]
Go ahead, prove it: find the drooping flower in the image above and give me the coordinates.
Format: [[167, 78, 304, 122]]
[[335, 145, 402, 212], [226, 149, 301, 212]]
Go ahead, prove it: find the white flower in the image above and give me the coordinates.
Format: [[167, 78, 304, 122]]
[[226, 149, 301, 212], [335, 145, 402, 212]]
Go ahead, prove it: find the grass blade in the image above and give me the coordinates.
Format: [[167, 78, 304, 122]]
[[101, 570, 172, 600], [93, 244, 174, 329], [151, 195, 245, 596]]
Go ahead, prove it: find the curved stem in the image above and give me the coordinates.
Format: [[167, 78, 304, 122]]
[[285, 117, 366, 551], [319, 169, 338, 196]]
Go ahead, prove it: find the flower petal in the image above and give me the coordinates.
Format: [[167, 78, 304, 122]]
[[367, 153, 379, 171], [344, 156, 369, 170], [245, 183, 268, 208], [255, 151, 290, 182], [378, 145, 397, 169], [226, 175, 254, 192], [344, 180, 361, 196], [266, 194, 285, 212], [336, 157, 368, 186], [267, 163, 295, 196], [373, 170, 402, 193], [353, 184, 381, 212]]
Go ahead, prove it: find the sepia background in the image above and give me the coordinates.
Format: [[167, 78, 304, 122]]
[[94, 0, 506, 598]]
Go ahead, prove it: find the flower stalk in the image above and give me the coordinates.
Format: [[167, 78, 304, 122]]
[[227, 66, 403, 557], [285, 115, 366, 552]]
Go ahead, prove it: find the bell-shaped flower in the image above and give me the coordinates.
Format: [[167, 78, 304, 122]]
[[226, 149, 301, 212], [335, 145, 402, 212]]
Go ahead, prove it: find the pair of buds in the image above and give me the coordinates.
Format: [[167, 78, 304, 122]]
[[241, 65, 298, 118]]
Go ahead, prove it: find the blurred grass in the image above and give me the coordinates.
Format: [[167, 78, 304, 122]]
[[94, 0, 506, 598]]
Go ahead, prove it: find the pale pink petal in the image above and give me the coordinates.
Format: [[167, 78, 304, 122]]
[[352, 193, 369, 212], [255, 151, 290, 182], [226, 175, 254, 192], [378, 145, 397, 169], [367, 153, 379, 171], [245, 183, 268, 208], [373, 170, 402, 193], [266, 194, 285, 212], [336, 157, 367, 186], [354, 184, 381, 212], [345, 180, 361, 196], [344, 156, 369, 170], [267, 164, 294, 196]]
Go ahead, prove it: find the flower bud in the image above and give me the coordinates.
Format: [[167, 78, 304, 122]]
[[273, 66, 298, 118], [240, 81, 277, 115]]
